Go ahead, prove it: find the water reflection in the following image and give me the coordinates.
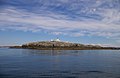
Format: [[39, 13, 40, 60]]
[[23, 49, 83, 56]]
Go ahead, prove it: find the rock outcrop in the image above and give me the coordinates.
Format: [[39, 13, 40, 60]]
[[9, 41, 120, 50], [16, 41, 118, 50]]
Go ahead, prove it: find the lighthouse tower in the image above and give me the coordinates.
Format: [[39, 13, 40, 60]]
[[51, 37, 60, 42], [55, 38, 60, 42]]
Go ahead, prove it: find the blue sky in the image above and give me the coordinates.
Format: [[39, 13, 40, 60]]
[[0, 0, 120, 47]]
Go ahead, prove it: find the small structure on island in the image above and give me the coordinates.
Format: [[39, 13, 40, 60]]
[[51, 38, 61, 42]]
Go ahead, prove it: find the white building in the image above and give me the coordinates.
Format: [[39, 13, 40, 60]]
[[51, 38, 60, 42]]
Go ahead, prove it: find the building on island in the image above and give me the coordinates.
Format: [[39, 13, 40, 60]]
[[51, 38, 60, 42]]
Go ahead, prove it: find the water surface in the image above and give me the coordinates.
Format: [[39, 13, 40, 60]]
[[0, 48, 120, 78]]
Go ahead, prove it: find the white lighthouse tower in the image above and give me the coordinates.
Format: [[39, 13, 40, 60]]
[[51, 37, 60, 42], [55, 38, 60, 42]]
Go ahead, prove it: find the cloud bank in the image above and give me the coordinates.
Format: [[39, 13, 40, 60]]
[[0, 0, 120, 40]]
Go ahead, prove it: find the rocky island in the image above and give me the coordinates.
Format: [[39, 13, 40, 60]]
[[10, 39, 120, 50]]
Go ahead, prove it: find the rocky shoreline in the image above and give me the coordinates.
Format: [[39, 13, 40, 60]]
[[9, 41, 120, 50]]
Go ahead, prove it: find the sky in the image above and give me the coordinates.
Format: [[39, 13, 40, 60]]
[[0, 0, 120, 47]]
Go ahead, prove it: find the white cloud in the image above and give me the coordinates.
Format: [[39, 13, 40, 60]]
[[0, 6, 120, 39], [50, 32, 63, 35]]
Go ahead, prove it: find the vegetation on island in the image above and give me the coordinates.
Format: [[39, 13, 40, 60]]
[[9, 41, 120, 50]]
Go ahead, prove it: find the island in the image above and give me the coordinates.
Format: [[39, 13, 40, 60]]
[[9, 39, 120, 50]]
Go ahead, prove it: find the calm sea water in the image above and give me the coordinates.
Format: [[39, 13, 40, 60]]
[[0, 48, 120, 78]]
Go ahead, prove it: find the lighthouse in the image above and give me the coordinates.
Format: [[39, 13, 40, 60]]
[[55, 38, 60, 42], [51, 38, 60, 42]]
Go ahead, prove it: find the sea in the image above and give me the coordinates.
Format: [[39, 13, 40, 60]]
[[0, 48, 120, 78]]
